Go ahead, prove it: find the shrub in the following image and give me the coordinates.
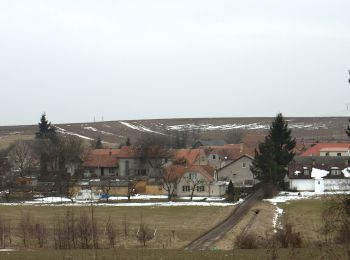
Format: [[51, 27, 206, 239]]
[[235, 232, 257, 249]]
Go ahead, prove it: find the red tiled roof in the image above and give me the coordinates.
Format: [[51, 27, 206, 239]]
[[165, 164, 216, 182], [184, 165, 216, 182], [300, 143, 350, 156], [204, 144, 255, 161], [118, 146, 140, 158], [82, 149, 120, 168], [173, 149, 203, 166]]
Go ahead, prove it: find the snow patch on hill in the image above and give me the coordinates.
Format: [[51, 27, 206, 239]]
[[56, 127, 93, 140], [120, 121, 163, 135]]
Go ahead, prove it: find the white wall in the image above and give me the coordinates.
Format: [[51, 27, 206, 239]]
[[289, 179, 315, 191], [290, 178, 350, 192], [324, 179, 350, 191]]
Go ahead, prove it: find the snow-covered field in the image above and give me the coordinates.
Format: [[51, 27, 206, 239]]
[[264, 191, 350, 205], [0, 195, 237, 207]]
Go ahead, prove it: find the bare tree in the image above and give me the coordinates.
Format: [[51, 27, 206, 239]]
[[162, 166, 182, 201], [136, 216, 156, 247], [105, 216, 117, 248], [185, 173, 206, 201], [225, 129, 244, 144], [126, 178, 136, 201], [101, 179, 112, 202], [7, 141, 37, 176]]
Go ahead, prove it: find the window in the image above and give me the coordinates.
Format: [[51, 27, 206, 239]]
[[89, 168, 95, 173], [303, 167, 310, 175], [212, 155, 216, 159], [182, 185, 190, 192], [189, 172, 197, 180], [137, 169, 147, 176], [337, 153, 342, 156], [109, 168, 114, 174], [196, 186, 205, 192], [242, 162, 246, 168], [330, 167, 341, 175], [325, 152, 330, 156]]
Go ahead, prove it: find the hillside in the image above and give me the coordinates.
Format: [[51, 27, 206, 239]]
[[0, 117, 349, 148]]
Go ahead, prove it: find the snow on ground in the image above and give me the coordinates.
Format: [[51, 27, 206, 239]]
[[83, 126, 115, 136], [83, 126, 98, 132], [167, 122, 328, 131], [56, 127, 93, 140], [272, 206, 283, 233], [0, 249, 15, 252], [1, 201, 239, 207], [0, 195, 240, 207], [264, 191, 350, 205], [120, 121, 163, 135]]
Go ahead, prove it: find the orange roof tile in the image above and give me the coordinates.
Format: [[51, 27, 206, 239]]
[[300, 143, 350, 156], [82, 149, 120, 168]]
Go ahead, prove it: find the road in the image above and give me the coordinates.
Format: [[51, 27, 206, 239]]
[[185, 189, 263, 250]]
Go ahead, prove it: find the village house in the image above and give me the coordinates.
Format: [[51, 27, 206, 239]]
[[300, 143, 350, 157], [288, 156, 350, 192], [117, 146, 168, 178], [82, 149, 120, 178], [216, 155, 256, 187], [202, 144, 255, 170], [176, 165, 227, 197]]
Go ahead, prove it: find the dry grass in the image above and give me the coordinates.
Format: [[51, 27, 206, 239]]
[[0, 204, 234, 249], [214, 202, 275, 250], [0, 134, 34, 150], [279, 199, 326, 244]]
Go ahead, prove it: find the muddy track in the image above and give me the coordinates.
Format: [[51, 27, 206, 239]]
[[185, 189, 263, 250]]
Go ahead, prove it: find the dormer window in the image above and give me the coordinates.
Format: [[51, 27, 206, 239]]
[[303, 167, 310, 175], [330, 167, 341, 175]]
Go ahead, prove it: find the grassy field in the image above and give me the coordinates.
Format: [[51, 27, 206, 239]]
[[279, 199, 327, 244], [1, 247, 350, 260], [0, 134, 34, 150], [0, 204, 234, 249]]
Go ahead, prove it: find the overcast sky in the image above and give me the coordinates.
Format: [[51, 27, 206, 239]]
[[0, 0, 349, 126]]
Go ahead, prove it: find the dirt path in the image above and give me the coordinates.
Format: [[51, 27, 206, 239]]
[[185, 189, 263, 250]]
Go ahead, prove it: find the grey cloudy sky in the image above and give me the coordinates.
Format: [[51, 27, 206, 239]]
[[0, 0, 349, 126]]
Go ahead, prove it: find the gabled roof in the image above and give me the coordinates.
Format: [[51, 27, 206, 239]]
[[300, 143, 350, 156], [82, 149, 120, 168], [217, 154, 254, 171], [118, 146, 140, 158], [183, 165, 215, 182], [203, 144, 255, 161], [173, 149, 203, 166], [165, 164, 216, 182]]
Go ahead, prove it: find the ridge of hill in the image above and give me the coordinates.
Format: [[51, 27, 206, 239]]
[[0, 117, 349, 147]]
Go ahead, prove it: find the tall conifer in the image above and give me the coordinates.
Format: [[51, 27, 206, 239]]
[[251, 113, 296, 190]]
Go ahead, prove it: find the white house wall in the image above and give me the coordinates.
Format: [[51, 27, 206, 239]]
[[289, 179, 315, 191]]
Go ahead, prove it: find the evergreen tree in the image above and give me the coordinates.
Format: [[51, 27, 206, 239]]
[[35, 113, 56, 141], [226, 180, 235, 202], [95, 136, 103, 149], [251, 113, 296, 190], [34, 113, 57, 177]]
